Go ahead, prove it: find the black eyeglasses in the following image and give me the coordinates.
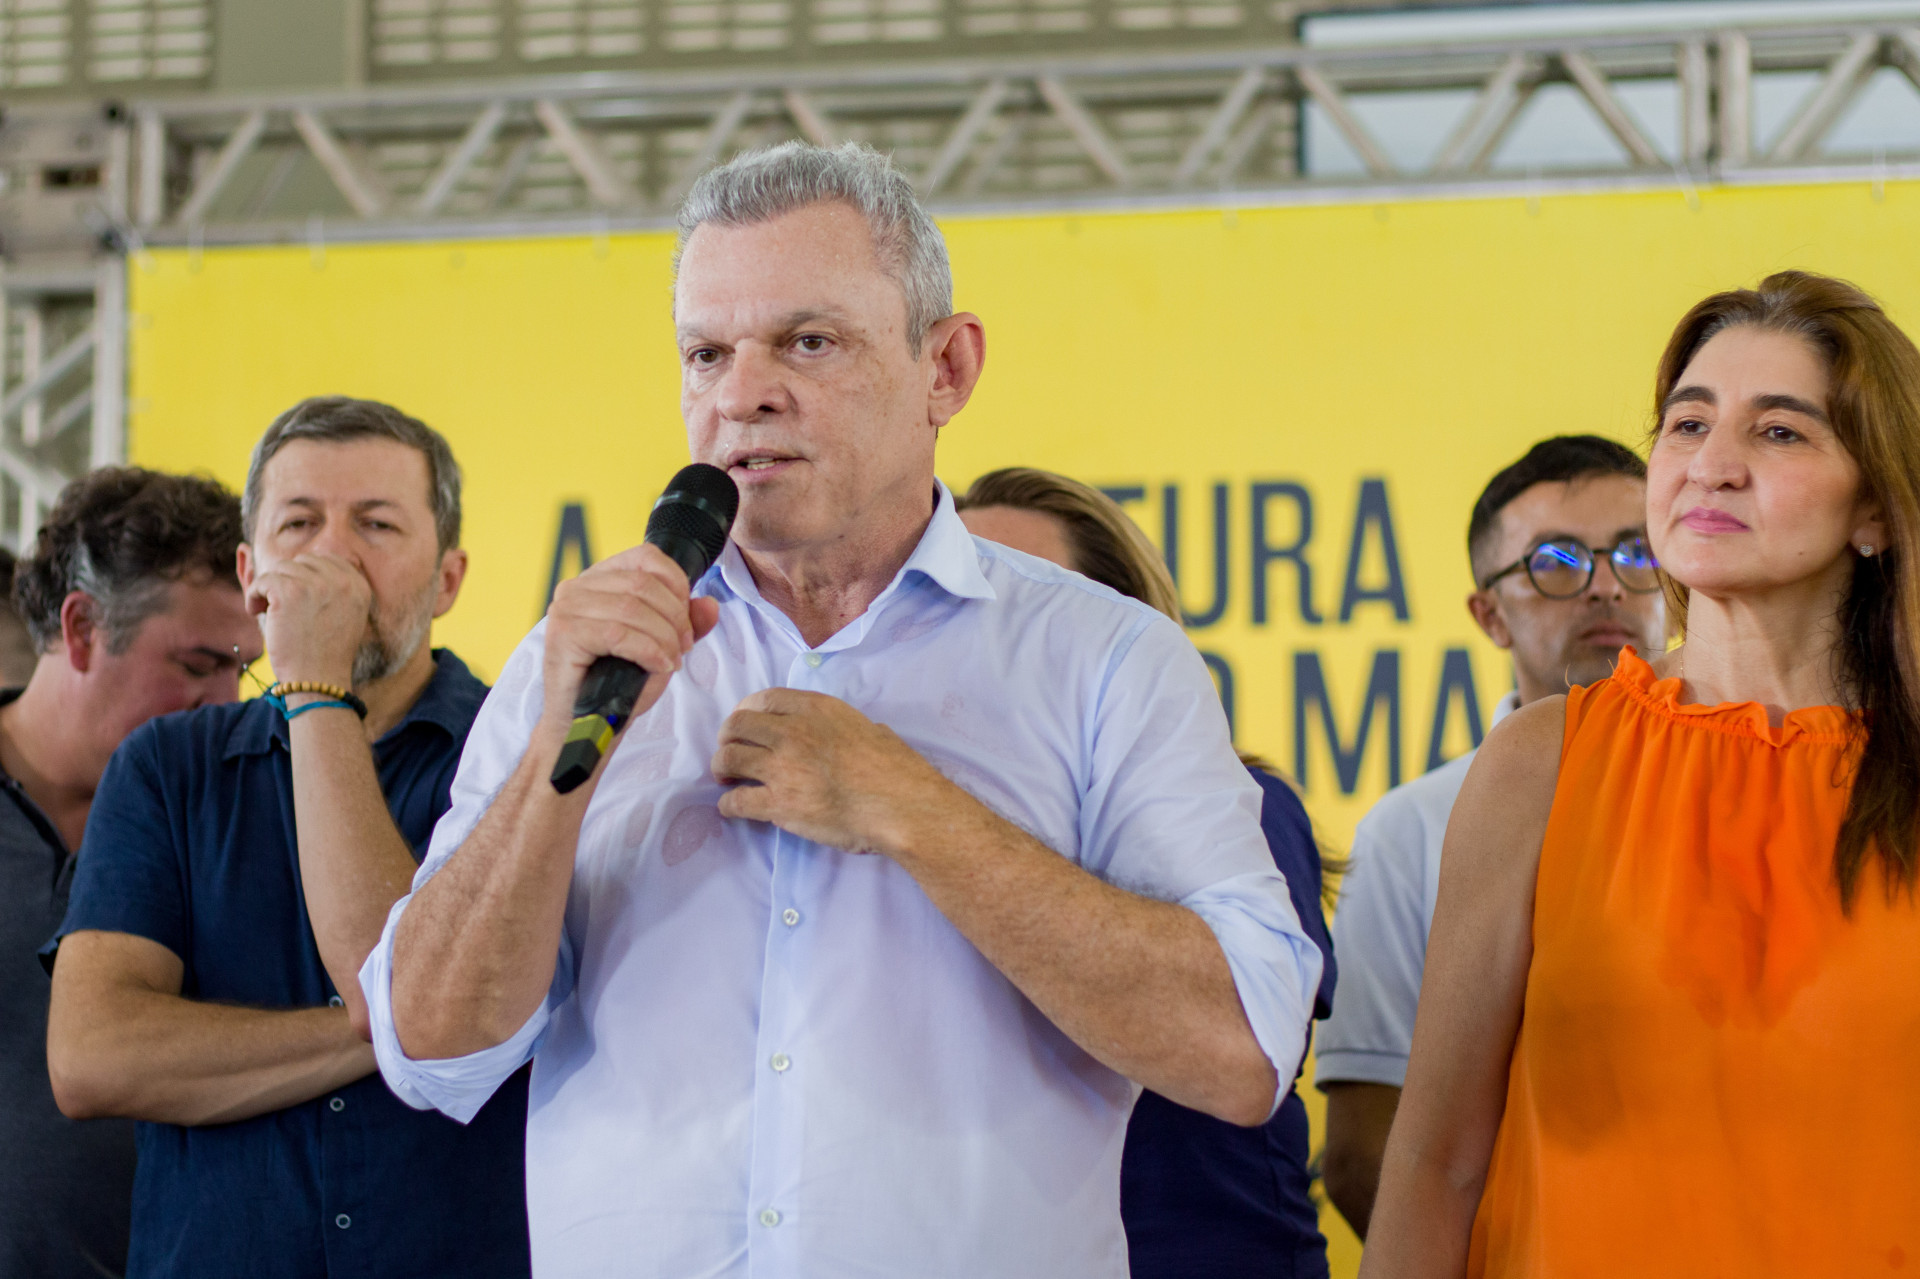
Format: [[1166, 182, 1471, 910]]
[[1480, 536, 1663, 599]]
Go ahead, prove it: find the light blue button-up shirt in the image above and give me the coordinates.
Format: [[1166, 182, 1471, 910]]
[[362, 485, 1323, 1279]]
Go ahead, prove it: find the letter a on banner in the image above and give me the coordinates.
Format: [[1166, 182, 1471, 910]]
[[1425, 646, 1485, 771], [1340, 478, 1410, 622], [545, 503, 595, 611]]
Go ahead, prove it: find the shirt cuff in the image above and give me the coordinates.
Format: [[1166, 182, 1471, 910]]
[[359, 891, 550, 1124], [1313, 1048, 1410, 1090], [1182, 869, 1326, 1120]]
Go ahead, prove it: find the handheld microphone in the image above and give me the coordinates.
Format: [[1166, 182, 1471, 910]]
[[550, 463, 740, 794]]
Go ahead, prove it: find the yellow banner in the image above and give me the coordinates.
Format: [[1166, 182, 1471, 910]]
[[130, 179, 1920, 849]]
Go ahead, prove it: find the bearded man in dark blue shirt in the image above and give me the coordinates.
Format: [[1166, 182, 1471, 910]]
[[44, 397, 531, 1279]]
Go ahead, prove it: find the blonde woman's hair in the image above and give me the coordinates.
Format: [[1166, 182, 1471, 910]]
[[956, 467, 1183, 622]]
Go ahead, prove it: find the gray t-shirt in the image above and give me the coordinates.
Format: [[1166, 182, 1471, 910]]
[[1315, 691, 1520, 1091], [1, 692, 135, 1279]]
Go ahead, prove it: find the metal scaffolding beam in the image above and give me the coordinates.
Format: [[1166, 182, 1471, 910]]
[[0, 256, 124, 551], [0, 8, 1918, 530], [76, 15, 1920, 243]]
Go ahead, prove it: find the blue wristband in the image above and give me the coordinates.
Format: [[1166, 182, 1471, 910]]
[[281, 697, 357, 720]]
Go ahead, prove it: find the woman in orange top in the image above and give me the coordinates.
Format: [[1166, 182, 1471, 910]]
[[1362, 270, 1920, 1279]]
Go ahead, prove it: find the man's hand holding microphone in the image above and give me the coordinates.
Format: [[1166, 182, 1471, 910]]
[[389, 464, 737, 1059], [543, 464, 737, 794]]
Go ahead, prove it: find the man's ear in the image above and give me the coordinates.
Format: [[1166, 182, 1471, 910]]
[[924, 312, 986, 430], [1466, 589, 1515, 651], [236, 542, 256, 594], [58, 592, 100, 673], [432, 547, 470, 620]]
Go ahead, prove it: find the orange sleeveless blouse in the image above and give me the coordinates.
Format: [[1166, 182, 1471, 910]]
[[1468, 648, 1920, 1278]]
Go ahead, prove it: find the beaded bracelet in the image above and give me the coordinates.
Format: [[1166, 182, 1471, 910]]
[[264, 680, 369, 720]]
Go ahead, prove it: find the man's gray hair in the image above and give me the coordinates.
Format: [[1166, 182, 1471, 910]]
[[243, 396, 462, 552], [677, 141, 953, 355]]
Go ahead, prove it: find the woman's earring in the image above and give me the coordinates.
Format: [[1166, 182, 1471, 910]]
[[1860, 544, 1877, 557]]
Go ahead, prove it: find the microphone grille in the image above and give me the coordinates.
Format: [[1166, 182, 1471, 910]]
[[647, 463, 739, 573]]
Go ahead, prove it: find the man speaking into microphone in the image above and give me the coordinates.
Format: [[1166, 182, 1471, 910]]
[[362, 142, 1321, 1278]]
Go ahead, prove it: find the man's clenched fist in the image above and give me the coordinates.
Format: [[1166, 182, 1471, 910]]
[[246, 553, 373, 687], [541, 543, 721, 741]]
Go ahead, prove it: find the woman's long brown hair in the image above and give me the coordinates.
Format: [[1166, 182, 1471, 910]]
[[1652, 270, 1920, 906]]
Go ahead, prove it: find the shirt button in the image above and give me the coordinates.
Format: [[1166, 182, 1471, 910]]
[[759, 1208, 781, 1228], [329, 1097, 345, 1112], [770, 1053, 791, 1073], [782, 908, 800, 927], [804, 652, 822, 668], [328, 995, 344, 1008], [335, 1214, 351, 1230]]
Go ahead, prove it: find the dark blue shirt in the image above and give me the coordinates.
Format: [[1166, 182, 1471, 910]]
[[49, 651, 532, 1279], [1120, 766, 1338, 1279]]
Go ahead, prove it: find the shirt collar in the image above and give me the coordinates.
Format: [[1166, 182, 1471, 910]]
[[0, 688, 26, 786], [223, 648, 485, 760], [0, 686, 67, 859], [706, 481, 996, 643], [894, 482, 997, 602]]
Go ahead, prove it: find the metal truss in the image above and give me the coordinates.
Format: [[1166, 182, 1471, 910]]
[[0, 259, 126, 551], [2, 12, 1920, 522], [0, 100, 127, 549], [75, 15, 1920, 245]]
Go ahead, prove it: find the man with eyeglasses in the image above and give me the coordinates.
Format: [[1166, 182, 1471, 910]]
[[1316, 435, 1666, 1240]]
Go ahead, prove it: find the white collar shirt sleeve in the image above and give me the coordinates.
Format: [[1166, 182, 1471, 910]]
[[360, 484, 1322, 1279]]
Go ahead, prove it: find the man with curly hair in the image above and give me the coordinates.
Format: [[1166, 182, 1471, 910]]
[[0, 467, 258, 1279]]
